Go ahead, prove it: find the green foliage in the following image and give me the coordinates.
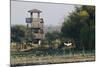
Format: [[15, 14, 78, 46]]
[[11, 25, 26, 42], [61, 6, 95, 50], [45, 31, 61, 44]]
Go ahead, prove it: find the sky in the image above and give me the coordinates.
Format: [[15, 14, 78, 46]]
[[11, 1, 78, 26]]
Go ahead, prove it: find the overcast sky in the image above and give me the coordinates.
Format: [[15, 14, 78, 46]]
[[11, 1, 78, 26]]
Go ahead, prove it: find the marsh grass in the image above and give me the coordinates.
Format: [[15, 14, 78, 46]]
[[10, 48, 95, 66]]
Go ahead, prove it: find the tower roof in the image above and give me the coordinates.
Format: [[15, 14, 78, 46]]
[[28, 9, 42, 13]]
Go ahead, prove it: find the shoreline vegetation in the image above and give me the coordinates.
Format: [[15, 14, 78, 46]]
[[11, 52, 95, 66], [11, 48, 95, 66]]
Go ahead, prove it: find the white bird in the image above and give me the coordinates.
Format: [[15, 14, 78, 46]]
[[64, 42, 72, 46], [38, 40, 41, 45]]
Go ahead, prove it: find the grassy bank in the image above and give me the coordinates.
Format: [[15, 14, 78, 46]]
[[11, 54, 95, 66], [10, 49, 95, 66]]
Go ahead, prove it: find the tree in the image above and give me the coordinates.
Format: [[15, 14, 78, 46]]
[[11, 25, 26, 43], [61, 5, 95, 50], [45, 31, 61, 47]]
